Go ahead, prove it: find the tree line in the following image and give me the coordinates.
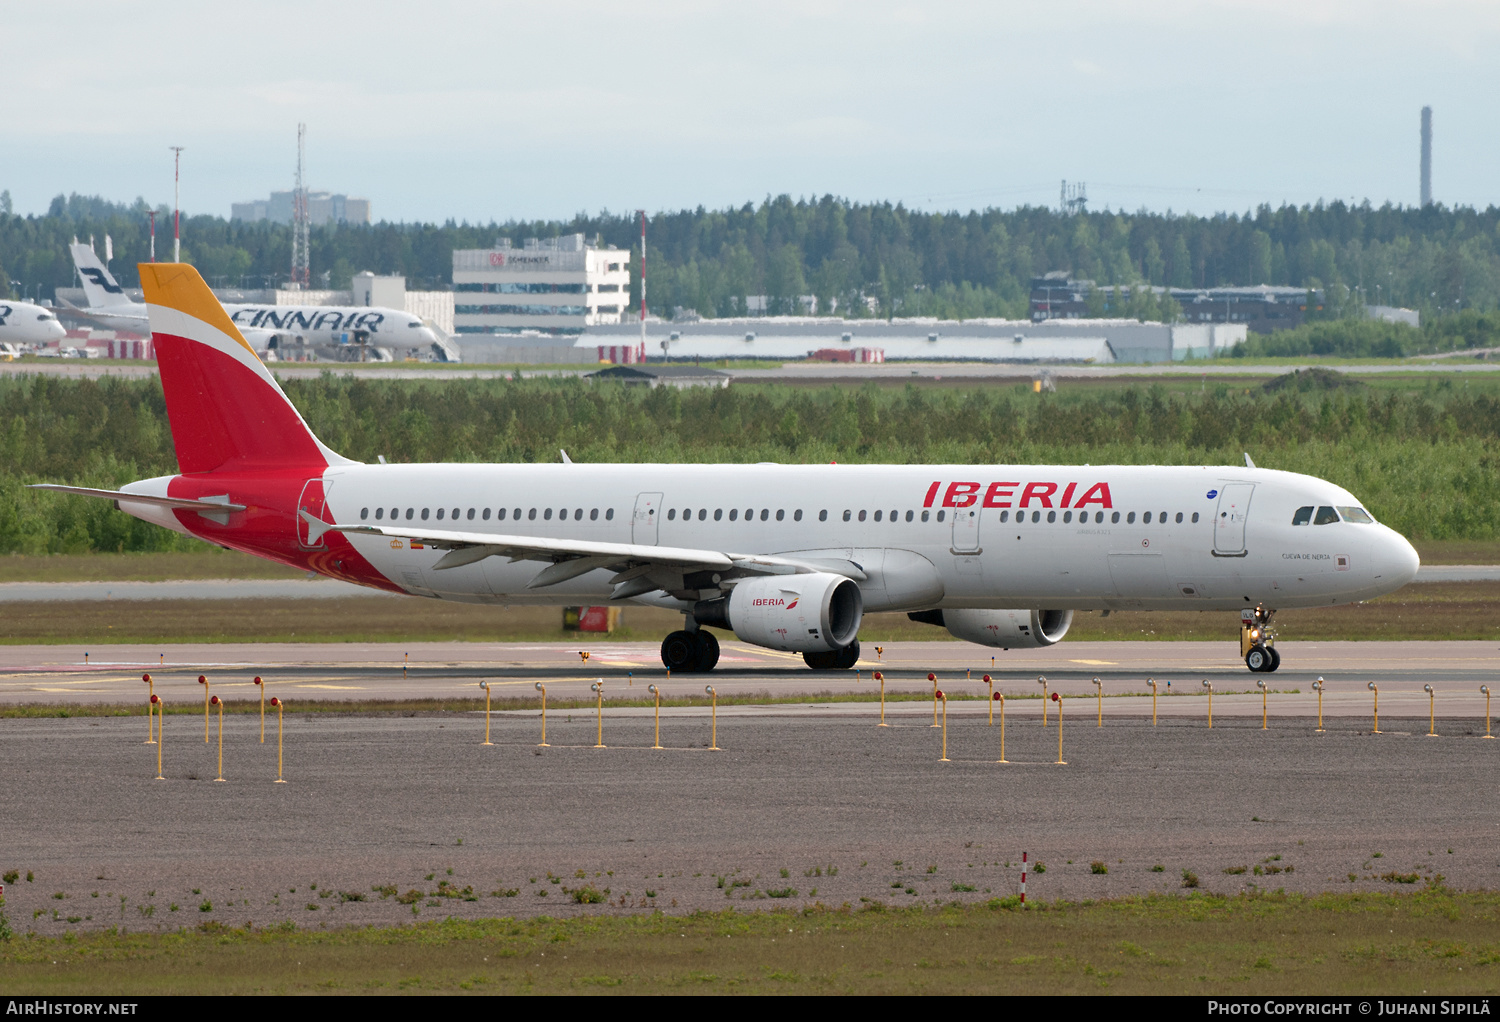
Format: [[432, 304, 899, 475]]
[[1, 373, 1496, 555], [2, 192, 1497, 323]]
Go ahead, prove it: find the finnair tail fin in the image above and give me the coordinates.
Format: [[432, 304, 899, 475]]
[[138, 263, 353, 475], [69, 243, 132, 308]]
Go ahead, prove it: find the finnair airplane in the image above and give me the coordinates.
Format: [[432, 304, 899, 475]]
[[61, 243, 443, 361], [33, 265, 1421, 674], [0, 299, 66, 345]]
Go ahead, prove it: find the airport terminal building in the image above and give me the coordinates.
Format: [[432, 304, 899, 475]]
[[452, 235, 632, 336]]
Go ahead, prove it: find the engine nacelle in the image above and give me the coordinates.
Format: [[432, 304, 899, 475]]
[[910, 608, 1074, 648], [696, 572, 863, 653]]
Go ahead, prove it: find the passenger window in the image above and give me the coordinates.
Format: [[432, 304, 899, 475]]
[[1095, 512, 1104, 524], [858, 510, 867, 522], [1126, 512, 1136, 524], [776, 509, 785, 521], [1314, 506, 1340, 525], [1175, 512, 1183, 524], [544, 508, 553, 520], [1142, 512, 1150, 524], [715, 509, 723, 521], [1030, 511, 1039, 523], [481, 508, 489, 520], [842, 510, 851, 522], [421, 508, 430, 520], [391, 508, 399, 519], [794, 510, 803, 522], [905, 510, 913, 522], [668, 509, 677, 521], [999, 510, 1009, 523], [436, 508, 445, 520], [746, 508, 754, 520], [1158, 511, 1165, 523], [513, 508, 521, 520], [1111, 511, 1120, 524], [698, 509, 707, 521], [605, 508, 614, 520], [496, 508, 506, 521], [890, 509, 898, 522], [1062, 511, 1072, 524], [760, 509, 769, 521], [452, 508, 460, 519], [1292, 506, 1314, 526], [406, 508, 414, 520], [574, 509, 582, 521], [1191, 512, 1199, 523], [873, 510, 882, 522], [730, 509, 739, 521], [528, 508, 537, 521], [939, 510, 948, 522], [921, 510, 930, 522], [1338, 506, 1374, 524], [589, 508, 598, 521], [360, 507, 369, 520], [1047, 511, 1056, 523]]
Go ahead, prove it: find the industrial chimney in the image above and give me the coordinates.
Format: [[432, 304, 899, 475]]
[[1420, 106, 1432, 207]]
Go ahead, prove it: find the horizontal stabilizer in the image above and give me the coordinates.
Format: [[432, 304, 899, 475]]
[[29, 484, 247, 514]]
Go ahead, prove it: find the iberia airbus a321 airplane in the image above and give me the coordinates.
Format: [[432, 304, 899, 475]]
[[33, 264, 1421, 674]]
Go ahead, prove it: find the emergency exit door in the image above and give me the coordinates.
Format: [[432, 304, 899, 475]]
[[632, 492, 662, 545]]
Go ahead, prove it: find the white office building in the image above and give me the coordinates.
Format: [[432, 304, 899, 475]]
[[452, 235, 631, 335]]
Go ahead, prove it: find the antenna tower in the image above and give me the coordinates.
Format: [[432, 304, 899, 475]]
[[1060, 179, 1088, 216], [290, 123, 310, 289]]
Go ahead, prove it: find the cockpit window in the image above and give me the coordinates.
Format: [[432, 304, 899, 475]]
[[1313, 506, 1340, 525], [1291, 506, 1313, 526], [1337, 506, 1374, 524]]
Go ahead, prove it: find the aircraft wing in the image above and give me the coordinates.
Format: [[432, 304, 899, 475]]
[[309, 514, 864, 597]]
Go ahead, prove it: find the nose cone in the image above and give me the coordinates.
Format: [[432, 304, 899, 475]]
[[418, 327, 438, 345], [1379, 527, 1420, 588], [46, 319, 67, 341]]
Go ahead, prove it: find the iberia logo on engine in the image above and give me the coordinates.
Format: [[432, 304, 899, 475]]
[[752, 597, 798, 609], [923, 481, 1113, 509]]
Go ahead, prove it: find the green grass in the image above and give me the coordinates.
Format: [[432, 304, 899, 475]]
[[2, 890, 1497, 994]]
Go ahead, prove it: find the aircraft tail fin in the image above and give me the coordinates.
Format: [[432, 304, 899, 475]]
[[138, 263, 352, 475], [68, 243, 131, 308]]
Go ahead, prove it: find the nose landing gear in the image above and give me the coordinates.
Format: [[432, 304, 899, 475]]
[[1241, 605, 1280, 672]]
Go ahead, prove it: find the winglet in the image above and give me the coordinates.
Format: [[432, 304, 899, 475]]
[[1243, 452, 1256, 469]]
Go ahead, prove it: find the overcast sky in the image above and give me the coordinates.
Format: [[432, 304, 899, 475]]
[[4, 1, 1496, 224]]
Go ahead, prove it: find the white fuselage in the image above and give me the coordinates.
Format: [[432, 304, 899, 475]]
[[67, 300, 434, 351], [214, 462, 1417, 611], [0, 301, 66, 344]]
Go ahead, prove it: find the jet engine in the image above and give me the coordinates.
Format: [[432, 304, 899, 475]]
[[695, 572, 862, 653], [908, 608, 1073, 648]]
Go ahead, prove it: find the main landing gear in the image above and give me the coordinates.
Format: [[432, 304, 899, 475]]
[[803, 640, 860, 671], [660, 628, 720, 673], [1241, 605, 1280, 673]]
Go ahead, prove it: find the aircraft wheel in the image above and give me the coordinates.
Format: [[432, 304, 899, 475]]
[[803, 649, 840, 670], [661, 630, 697, 672], [1267, 647, 1281, 672], [693, 630, 720, 672], [834, 639, 861, 670], [1245, 646, 1271, 673]]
